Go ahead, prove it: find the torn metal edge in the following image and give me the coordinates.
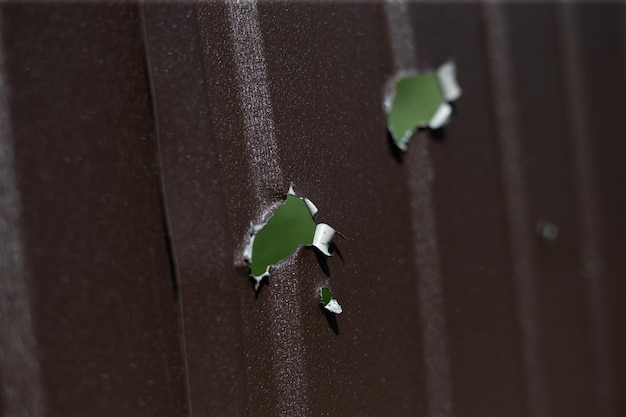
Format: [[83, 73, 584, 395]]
[[428, 102, 453, 130], [385, 59, 461, 151], [325, 299, 342, 314], [435, 60, 462, 102], [312, 223, 336, 256], [320, 287, 342, 315], [244, 185, 340, 291], [244, 221, 270, 290], [303, 197, 318, 217]]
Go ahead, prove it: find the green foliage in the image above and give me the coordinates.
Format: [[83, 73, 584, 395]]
[[249, 195, 316, 277], [320, 287, 332, 306], [388, 72, 444, 147]]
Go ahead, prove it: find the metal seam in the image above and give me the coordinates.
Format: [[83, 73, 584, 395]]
[[138, 4, 194, 416]]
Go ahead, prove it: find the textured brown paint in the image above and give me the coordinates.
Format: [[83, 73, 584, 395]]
[[1, 3, 186, 416], [194, 2, 427, 415], [142, 3, 249, 416], [195, 3, 285, 416], [409, 4, 528, 417], [257, 3, 426, 416], [1, 2, 625, 417]]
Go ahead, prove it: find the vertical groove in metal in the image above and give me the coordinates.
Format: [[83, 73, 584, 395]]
[[557, 5, 614, 417], [383, 2, 453, 417], [226, 1, 309, 415], [139, 4, 194, 417], [0, 10, 44, 417], [482, 3, 546, 417]]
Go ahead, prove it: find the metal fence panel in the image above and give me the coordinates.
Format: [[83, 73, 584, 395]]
[[1, 2, 625, 417]]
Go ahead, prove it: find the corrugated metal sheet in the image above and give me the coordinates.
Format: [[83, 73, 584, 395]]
[[1, 1, 625, 416]]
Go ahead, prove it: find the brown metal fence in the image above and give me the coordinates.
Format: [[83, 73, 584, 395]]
[[1, 1, 625, 416]]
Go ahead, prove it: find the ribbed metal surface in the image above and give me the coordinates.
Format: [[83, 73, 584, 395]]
[[1, 1, 625, 417]]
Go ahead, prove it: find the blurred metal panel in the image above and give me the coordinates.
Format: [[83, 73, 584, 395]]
[[569, 5, 626, 416], [408, 4, 529, 417], [0, 3, 186, 416], [505, 5, 595, 417]]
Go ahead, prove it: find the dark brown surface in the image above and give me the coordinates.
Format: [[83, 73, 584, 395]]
[[1, 1, 625, 417], [142, 3, 249, 416], [1, 3, 186, 416], [506, 5, 595, 417], [576, 5, 626, 415], [408, 4, 529, 417]]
